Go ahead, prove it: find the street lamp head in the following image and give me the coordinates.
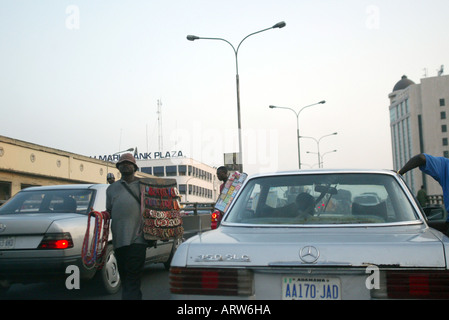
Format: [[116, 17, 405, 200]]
[[319, 100, 326, 104], [272, 21, 286, 29], [269, 105, 277, 109], [186, 35, 200, 41]]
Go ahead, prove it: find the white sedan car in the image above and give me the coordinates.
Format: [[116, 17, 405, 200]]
[[0, 184, 181, 295], [170, 169, 449, 300]]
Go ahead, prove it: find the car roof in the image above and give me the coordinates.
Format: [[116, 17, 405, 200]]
[[21, 184, 108, 192], [247, 168, 396, 179]]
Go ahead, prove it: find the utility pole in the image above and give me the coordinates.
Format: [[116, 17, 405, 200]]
[[157, 99, 163, 151]]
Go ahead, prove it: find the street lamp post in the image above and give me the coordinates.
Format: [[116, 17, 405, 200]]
[[112, 147, 134, 155], [184, 176, 196, 203], [187, 21, 286, 172], [321, 149, 337, 167], [184, 175, 206, 202], [269, 100, 326, 169], [300, 132, 337, 168], [306, 149, 337, 168]]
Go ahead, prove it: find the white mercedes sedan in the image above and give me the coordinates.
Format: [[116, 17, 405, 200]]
[[170, 169, 449, 300], [0, 184, 181, 295]]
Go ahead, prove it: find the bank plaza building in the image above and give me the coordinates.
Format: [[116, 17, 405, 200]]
[[135, 153, 221, 203], [0, 134, 220, 205]]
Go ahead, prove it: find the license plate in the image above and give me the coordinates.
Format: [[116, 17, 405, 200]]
[[282, 276, 341, 300], [0, 236, 15, 249]]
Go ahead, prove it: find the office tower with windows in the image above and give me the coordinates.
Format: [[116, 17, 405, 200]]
[[389, 73, 449, 195]]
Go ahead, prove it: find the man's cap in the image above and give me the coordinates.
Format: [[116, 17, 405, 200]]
[[116, 153, 138, 169]]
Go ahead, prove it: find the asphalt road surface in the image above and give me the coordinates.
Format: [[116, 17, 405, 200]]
[[1, 263, 171, 300]]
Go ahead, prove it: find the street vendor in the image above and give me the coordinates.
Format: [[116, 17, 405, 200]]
[[216, 166, 229, 194], [106, 153, 146, 300]]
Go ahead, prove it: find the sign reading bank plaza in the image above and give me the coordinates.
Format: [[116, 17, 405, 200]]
[[93, 151, 184, 162]]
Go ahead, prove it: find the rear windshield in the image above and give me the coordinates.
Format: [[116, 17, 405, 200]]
[[224, 173, 420, 225], [0, 189, 95, 215]]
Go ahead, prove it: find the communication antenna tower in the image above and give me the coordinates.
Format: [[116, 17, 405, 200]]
[[438, 65, 444, 76], [157, 99, 163, 151]]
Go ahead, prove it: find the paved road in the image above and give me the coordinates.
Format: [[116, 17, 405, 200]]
[[1, 263, 171, 300]]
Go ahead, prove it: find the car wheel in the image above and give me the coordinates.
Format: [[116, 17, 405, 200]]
[[164, 237, 183, 270], [94, 244, 121, 294]]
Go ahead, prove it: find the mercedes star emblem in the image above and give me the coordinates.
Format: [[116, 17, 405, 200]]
[[299, 245, 320, 263]]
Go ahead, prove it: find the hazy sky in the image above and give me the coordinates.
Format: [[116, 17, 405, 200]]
[[1, 0, 448, 175]]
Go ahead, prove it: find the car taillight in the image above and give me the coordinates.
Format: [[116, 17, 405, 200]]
[[38, 233, 74, 249], [170, 267, 254, 296], [385, 270, 449, 299], [211, 210, 222, 230]]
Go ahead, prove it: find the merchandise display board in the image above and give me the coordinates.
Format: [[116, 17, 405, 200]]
[[214, 171, 247, 213], [140, 178, 183, 241]]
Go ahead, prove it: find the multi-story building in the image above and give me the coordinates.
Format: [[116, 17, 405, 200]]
[[0, 134, 221, 205], [137, 157, 221, 203], [0, 135, 152, 204], [389, 73, 449, 196]]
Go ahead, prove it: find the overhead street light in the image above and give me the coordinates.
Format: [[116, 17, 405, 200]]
[[187, 21, 286, 172], [186, 35, 199, 41], [322, 149, 338, 165], [269, 100, 326, 169], [300, 132, 337, 168], [113, 147, 134, 155], [307, 149, 337, 168], [186, 21, 286, 44]]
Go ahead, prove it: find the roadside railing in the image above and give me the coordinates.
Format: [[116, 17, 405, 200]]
[[180, 202, 215, 215], [180, 202, 215, 239], [426, 195, 444, 206]]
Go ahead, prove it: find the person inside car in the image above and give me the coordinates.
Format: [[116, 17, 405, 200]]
[[295, 192, 316, 220]]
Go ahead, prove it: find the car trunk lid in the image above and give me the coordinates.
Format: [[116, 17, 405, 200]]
[[0, 213, 81, 249], [185, 225, 447, 268]]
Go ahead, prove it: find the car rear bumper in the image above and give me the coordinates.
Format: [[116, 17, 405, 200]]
[[0, 254, 95, 283]]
